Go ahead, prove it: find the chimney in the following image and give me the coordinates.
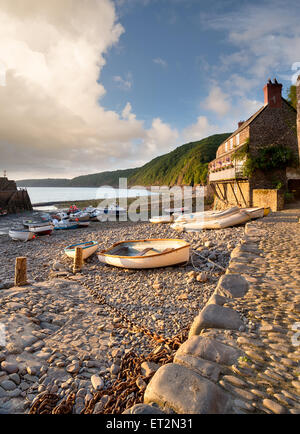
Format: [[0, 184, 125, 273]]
[[238, 121, 244, 128], [263, 78, 282, 108]]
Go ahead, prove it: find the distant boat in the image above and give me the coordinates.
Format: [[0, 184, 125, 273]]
[[77, 220, 90, 228], [69, 212, 90, 222], [54, 220, 79, 230], [98, 239, 190, 269], [65, 241, 99, 259], [9, 227, 36, 242], [149, 215, 174, 224], [29, 224, 54, 236]]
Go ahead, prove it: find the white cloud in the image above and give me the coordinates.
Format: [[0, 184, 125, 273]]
[[204, 0, 300, 87], [0, 0, 179, 179], [202, 86, 231, 116], [183, 116, 220, 142], [143, 118, 179, 156], [153, 57, 168, 68], [113, 72, 133, 90]]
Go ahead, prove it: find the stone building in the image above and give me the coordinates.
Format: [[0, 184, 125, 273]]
[[208, 79, 300, 210], [0, 176, 32, 214]]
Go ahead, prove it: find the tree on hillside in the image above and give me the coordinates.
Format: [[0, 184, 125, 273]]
[[287, 85, 297, 109]]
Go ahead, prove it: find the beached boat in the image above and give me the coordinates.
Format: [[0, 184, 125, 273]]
[[65, 241, 99, 259], [77, 220, 90, 228], [69, 212, 90, 222], [54, 220, 79, 230], [9, 227, 35, 242], [29, 224, 54, 236], [0, 208, 8, 216], [174, 206, 240, 223], [98, 239, 190, 269], [23, 219, 53, 228], [164, 207, 190, 215], [149, 215, 174, 224], [263, 207, 271, 216], [242, 207, 265, 219], [171, 210, 251, 231]]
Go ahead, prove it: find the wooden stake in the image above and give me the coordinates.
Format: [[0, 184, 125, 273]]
[[73, 247, 83, 273], [15, 257, 27, 287]]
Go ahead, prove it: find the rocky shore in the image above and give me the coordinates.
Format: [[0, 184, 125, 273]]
[[0, 212, 243, 413]]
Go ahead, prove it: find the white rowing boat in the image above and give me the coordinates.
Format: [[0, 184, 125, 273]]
[[98, 239, 190, 269], [172, 210, 251, 231], [174, 206, 240, 223], [9, 228, 36, 242], [29, 224, 54, 236], [65, 241, 99, 259], [242, 207, 265, 219], [149, 215, 174, 224]]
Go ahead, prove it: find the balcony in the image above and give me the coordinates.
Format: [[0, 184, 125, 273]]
[[208, 161, 246, 182]]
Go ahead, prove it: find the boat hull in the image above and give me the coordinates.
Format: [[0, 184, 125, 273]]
[[29, 224, 54, 236], [149, 215, 174, 224], [98, 239, 190, 269], [65, 241, 98, 259], [9, 230, 35, 242], [172, 211, 251, 231]]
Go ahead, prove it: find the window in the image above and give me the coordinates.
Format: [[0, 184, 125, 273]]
[[230, 138, 233, 149], [236, 133, 240, 146], [225, 142, 228, 152]]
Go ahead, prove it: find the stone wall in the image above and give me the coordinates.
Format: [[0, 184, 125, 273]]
[[213, 181, 251, 209], [252, 189, 284, 212], [249, 100, 298, 167]]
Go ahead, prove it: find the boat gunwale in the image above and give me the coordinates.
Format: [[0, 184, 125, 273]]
[[65, 241, 98, 251], [98, 238, 190, 259]]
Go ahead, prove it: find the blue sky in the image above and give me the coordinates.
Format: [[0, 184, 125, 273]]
[[0, 0, 299, 178], [101, 0, 298, 131]]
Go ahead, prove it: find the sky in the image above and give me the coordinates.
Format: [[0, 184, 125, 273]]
[[0, 0, 299, 180]]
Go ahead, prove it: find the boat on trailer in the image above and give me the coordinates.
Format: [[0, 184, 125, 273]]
[[65, 241, 98, 259], [98, 239, 190, 269]]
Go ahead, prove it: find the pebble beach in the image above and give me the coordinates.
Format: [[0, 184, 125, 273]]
[[0, 211, 244, 413]]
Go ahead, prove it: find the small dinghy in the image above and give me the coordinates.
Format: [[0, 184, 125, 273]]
[[98, 239, 190, 269], [77, 220, 90, 228], [9, 227, 36, 241], [29, 224, 54, 236], [174, 206, 240, 223], [54, 220, 79, 230], [65, 241, 98, 259], [172, 210, 251, 231], [23, 219, 53, 228], [149, 215, 174, 224], [242, 207, 265, 219]]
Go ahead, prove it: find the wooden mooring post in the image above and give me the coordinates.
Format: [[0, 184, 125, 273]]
[[15, 257, 27, 287], [73, 247, 83, 273]]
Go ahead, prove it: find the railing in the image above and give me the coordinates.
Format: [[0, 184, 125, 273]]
[[209, 160, 247, 182]]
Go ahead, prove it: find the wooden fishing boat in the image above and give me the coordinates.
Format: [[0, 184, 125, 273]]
[[9, 227, 36, 241], [65, 241, 99, 259], [149, 215, 174, 224], [172, 210, 251, 231], [29, 224, 54, 236], [69, 212, 90, 222], [98, 239, 190, 269]]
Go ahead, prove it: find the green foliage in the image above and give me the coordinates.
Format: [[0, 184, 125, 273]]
[[129, 133, 232, 186], [231, 140, 249, 162], [254, 145, 294, 171], [287, 85, 297, 109], [18, 133, 232, 188]]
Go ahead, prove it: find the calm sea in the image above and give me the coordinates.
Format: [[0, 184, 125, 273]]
[[24, 187, 154, 206]]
